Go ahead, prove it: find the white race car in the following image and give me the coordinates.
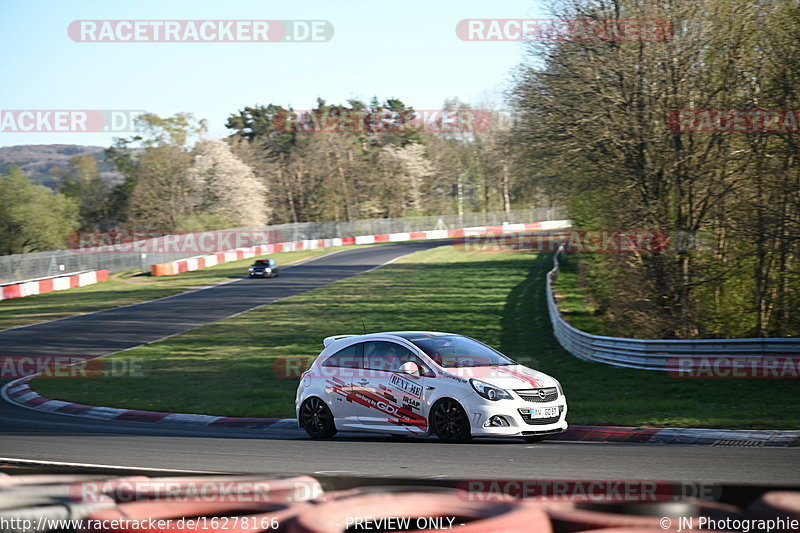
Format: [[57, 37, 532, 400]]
[[295, 331, 568, 443]]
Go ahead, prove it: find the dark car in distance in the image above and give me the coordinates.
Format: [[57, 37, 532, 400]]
[[248, 258, 279, 278]]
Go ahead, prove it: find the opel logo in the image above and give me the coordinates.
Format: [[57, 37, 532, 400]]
[[537, 389, 547, 399]]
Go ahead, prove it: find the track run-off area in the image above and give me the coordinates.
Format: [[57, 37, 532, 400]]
[[0, 241, 798, 485]]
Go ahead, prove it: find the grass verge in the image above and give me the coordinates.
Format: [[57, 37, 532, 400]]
[[0, 247, 346, 330], [32, 247, 799, 429]]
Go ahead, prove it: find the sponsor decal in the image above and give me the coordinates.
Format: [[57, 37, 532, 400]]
[[354, 392, 399, 416], [402, 397, 421, 411], [389, 374, 423, 398], [381, 390, 398, 404], [329, 387, 427, 430], [439, 371, 468, 383]]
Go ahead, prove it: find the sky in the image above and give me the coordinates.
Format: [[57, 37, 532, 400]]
[[0, 0, 547, 147]]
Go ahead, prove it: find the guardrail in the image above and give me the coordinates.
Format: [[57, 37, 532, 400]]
[[151, 219, 572, 276], [0, 207, 565, 283], [546, 245, 800, 371]]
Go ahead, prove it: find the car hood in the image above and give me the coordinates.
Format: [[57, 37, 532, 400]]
[[442, 365, 557, 390]]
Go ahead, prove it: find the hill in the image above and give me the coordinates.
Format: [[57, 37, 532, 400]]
[[0, 144, 123, 189]]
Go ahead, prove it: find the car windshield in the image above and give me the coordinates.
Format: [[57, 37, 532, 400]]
[[408, 335, 515, 368]]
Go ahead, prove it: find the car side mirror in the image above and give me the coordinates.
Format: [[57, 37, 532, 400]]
[[400, 361, 420, 377]]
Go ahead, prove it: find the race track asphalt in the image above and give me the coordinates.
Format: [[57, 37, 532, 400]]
[[1, 241, 798, 486]]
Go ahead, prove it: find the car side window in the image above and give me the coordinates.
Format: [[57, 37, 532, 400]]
[[322, 343, 362, 368], [362, 341, 432, 375]]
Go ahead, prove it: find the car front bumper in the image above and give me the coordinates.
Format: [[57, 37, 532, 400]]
[[466, 397, 569, 437]]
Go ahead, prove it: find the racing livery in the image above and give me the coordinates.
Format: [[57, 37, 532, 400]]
[[295, 331, 568, 443]]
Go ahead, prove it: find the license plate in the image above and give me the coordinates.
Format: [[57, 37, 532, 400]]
[[531, 406, 559, 418]]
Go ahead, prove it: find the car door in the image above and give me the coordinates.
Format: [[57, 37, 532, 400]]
[[353, 340, 431, 433], [318, 342, 363, 428]]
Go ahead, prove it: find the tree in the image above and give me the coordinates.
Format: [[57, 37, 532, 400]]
[[510, 0, 800, 337], [112, 113, 209, 232], [133, 113, 208, 148], [0, 167, 78, 254], [378, 143, 433, 216], [126, 146, 193, 233], [59, 154, 110, 230], [103, 138, 140, 230], [226, 97, 472, 223], [187, 141, 268, 228]]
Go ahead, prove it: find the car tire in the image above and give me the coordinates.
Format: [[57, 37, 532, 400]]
[[522, 435, 546, 443], [299, 397, 337, 439], [430, 399, 472, 443]]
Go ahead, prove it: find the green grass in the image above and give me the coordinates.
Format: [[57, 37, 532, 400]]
[[548, 255, 614, 336], [32, 247, 800, 429], [0, 247, 345, 330]]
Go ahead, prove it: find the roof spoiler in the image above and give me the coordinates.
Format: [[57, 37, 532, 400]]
[[323, 334, 358, 348]]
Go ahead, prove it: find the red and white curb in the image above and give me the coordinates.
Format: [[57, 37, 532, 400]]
[[150, 220, 571, 276], [3, 380, 294, 431], [4, 380, 798, 446], [0, 270, 108, 301]]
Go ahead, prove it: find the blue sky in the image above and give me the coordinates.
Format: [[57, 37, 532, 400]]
[[0, 0, 546, 147]]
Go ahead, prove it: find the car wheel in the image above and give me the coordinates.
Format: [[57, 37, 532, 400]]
[[299, 397, 337, 439], [431, 399, 471, 443], [522, 435, 546, 443]]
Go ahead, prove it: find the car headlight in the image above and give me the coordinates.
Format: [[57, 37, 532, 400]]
[[248, 268, 254, 271], [553, 379, 564, 396], [470, 379, 513, 401], [265, 268, 271, 272]]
